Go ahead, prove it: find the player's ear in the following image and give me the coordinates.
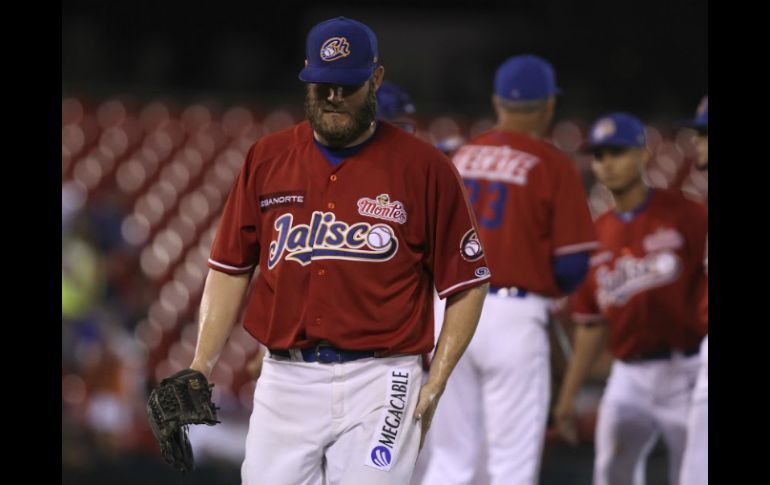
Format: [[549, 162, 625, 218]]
[[491, 95, 501, 117], [373, 65, 385, 90]]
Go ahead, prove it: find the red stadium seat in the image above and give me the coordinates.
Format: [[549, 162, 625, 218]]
[[62, 97, 84, 126], [551, 121, 584, 154], [140, 101, 172, 133], [120, 213, 151, 246], [99, 126, 130, 160], [167, 215, 198, 248], [263, 109, 295, 134], [116, 159, 148, 195], [72, 156, 104, 192], [140, 244, 171, 280], [96, 99, 127, 129], [181, 104, 213, 134], [222, 106, 255, 137]]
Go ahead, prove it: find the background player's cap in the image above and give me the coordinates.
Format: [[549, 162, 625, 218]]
[[689, 95, 708, 132], [299, 17, 379, 86], [376, 81, 416, 120], [494, 54, 561, 101], [581, 112, 647, 153]]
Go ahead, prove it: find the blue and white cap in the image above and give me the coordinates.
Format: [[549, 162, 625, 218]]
[[582, 112, 647, 153], [299, 17, 379, 85]]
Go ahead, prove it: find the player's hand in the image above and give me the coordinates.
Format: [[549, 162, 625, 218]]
[[553, 397, 579, 446], [414, 382, 444, 450]]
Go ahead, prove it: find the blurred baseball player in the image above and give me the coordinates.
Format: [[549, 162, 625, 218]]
[[421, 54, 597, 485], [679, 95, 708, 485], [175, 16, 490, 485], [376, 80, 417, 133], [553, 112, 708, 485]]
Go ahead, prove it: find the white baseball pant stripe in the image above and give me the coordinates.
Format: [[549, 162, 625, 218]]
[[421, 291, 551, 485], [594, 351, 701, 485], [241, 354, 423, 485]]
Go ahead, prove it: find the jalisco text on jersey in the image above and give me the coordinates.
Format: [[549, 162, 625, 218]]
[[596, 252, 682, 308], [268, 211, 399, 269]]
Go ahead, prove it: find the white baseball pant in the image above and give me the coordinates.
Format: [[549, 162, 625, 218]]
[[679, 335, 708, 485], [241, 353, 424, 485], [593, 351, 701, 485], [421, 290, 551, 485]]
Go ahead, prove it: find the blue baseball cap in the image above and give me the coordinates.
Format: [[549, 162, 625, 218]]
[[582, 112, 647, 153], [376, 81, 416, 120], [691, 95, 708, 130], [494, 55, 561, 101], [298, 17, 379, 86]]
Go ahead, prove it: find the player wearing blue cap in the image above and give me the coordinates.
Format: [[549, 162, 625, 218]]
[[679, 95, 708, 485], [421, 55, 597, 485], [554, 112, 707, 485], [376, 80, 417, 133], [691, 95, 708, 171]]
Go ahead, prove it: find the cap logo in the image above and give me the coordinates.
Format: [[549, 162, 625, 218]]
[[592, 118, 616, 142], [320, 37, 351, 62]]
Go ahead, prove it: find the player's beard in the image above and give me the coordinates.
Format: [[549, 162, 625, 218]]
[[305, 81, 377, 148]]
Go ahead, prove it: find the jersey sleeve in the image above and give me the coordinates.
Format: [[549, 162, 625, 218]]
[[551, 153, 599, 256], [208, 146, 261, 275], [426, 154, 491, 299]]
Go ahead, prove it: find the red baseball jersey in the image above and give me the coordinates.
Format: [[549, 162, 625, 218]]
[[571, 189, 708, 360], [208, 121, 490, 355], [451, 129, 597, 296]]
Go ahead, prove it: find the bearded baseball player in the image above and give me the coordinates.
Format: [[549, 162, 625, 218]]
[[679, 95, 708, 485], [148, 16, 491, 485], [554, 112, 708, 485], [421, 55, 598, 485]]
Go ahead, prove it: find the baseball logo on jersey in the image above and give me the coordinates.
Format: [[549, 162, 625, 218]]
[[364, 369, 411, 472], [357, 193, 408, 225], [320, 37, 351, 62], [267, 211, 398, 269], [595, 251, 682, 309], [459, 228, 484, 262]]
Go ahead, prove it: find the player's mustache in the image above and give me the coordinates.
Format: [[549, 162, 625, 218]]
[[314, 97, 348, 113]]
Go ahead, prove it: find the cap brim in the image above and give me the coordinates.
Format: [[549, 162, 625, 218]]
[[299, 66, 374, 85]]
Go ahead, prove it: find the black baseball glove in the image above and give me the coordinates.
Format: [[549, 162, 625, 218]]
[[146, 368, 220, 472]]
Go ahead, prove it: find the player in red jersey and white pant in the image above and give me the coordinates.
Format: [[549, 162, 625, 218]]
[[178, 17, 491, 485], [679, 95, 708, 485], [554, 112, 708, 485], [421, 55, 597, 485]]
